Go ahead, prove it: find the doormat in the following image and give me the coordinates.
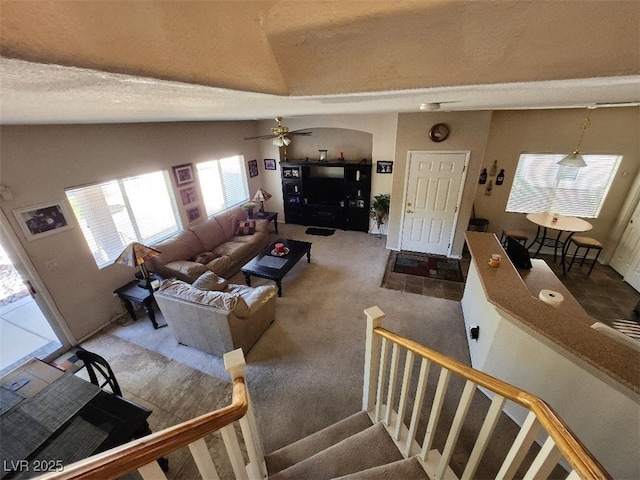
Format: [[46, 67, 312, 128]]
[[393, 252, 464, 283], [305, 228, 335, 236], [611, 319, 640, 341]]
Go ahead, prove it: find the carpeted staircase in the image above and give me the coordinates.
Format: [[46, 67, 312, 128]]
[[265, 411, 429, 480]]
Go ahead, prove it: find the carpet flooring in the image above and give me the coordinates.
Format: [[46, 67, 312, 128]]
[[82, 223, 521, 478]]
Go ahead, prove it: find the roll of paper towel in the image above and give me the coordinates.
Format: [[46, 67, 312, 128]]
[[539, 289, 564, 308]]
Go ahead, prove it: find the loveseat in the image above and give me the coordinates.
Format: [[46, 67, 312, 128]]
[[154, 272, 276, 356], [148, 206, 269, 283]]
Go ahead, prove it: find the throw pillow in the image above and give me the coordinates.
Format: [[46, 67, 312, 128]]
[[193, 251, 220, 264], [235, 220, 256, 236], [192, 271, 229, 291]]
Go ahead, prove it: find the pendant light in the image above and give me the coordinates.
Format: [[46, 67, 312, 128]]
[[558, 107, 595, 168]]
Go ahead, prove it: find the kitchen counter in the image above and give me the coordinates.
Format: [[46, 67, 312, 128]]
[[464, 231, 639, 396], [462, 232, 640, 478]]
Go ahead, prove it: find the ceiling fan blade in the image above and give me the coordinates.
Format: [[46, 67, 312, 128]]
[[289, 130, 312, 136], [244, 134, 277, 140]]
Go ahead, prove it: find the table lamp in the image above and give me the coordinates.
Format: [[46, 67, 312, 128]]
[[114, 242, 161, 289], [252, 188, 272, 213]]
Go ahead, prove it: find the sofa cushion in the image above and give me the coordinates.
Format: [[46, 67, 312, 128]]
[[154, 230, 204, 264], [226, 284, 276, 318], [190, 217, 228, 252], [214, 207, 247, 241], [192, 271, 228, 291], [204, 255, 234, 274], [213, 241, 253, 263], [235, 220, 256, 236], [158, 279, 243, 312], [164, 260, 208, 279], [193, 252, 220, 264]]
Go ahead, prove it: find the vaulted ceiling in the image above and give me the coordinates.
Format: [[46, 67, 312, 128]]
[[1, 1, 639, 124]]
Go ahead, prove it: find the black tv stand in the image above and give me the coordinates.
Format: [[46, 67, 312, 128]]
[[280, 161, 372, 232]]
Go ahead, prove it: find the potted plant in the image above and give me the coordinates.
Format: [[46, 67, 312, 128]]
[[370, 194, 390, 230], [241, 201, 256, 218]]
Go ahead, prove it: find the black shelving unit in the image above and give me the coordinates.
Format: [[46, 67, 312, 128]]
[[280, 161, 372, 232]]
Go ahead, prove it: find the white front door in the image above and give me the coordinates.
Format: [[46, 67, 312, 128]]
[[401, 151, 468, 256], [610, 199, 640, 278]]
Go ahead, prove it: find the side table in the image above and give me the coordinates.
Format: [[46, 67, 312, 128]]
[[253, 211, 278, 234], [114, 280, 164, 329]]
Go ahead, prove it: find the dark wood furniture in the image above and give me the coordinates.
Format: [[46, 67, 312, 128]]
[[280, 161, 372, 231], [240, 238, 312, 297], [252, 210, 278, 234], [114, 280, 163, 329], [0, 359, 158, 478]]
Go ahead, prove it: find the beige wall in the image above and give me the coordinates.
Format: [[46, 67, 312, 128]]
[[0, 121, 261, 341], [1, 107, 638, 343], [473, 108, 640, 261], [390, 111, 493, 254]]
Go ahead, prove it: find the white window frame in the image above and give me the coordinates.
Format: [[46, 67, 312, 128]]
[[506, 153, 622, 218], [196, 155, 250, 217], [66, 170, 181, 268]]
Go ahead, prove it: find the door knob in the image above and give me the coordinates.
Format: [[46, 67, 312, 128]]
[[406, 209, 414, 213]]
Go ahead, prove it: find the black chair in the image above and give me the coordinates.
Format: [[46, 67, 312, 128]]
[[75, 349, 122, 396]]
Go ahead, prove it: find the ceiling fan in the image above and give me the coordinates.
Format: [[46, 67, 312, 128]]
[[244, 117, 312, 146]]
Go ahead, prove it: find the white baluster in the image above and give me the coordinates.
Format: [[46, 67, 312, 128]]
[[394, 350, 414, 441], [221, 424, 249, 480], [375, 337, 390, 423], [420, 367, 451, 460], [404, 357, 431, 457], [363, 306, 385, 413], [522, 436, 563, 480], [496, 411, 541, 480], [138, 461, 168, 480], [189, 438, 221, 480], [385, 343, 400, 426]]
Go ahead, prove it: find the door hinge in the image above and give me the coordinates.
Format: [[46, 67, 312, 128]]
[[25, 280, 36, 296]]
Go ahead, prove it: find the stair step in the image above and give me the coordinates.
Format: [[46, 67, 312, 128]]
[[334, 457, 429, 480], [266, 411, 372, 475], [269, 422, 404, 480]]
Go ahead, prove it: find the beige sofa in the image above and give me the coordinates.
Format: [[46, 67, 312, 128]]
[[148, 206, 269, 283], [154, 273, 276, 356]]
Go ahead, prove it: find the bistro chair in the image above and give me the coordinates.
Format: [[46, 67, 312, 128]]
[[75, 349, 123, 396], [500, 229, 528, 247], [563, 235, 603, 276]]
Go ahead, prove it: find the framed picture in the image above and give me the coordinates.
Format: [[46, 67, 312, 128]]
[[180, 186, 198, 206], [377, 161, 393, 174], [187, 206, 201, 223], [248, 159, 259, 178], [13, 201, 73, 241], [172, 163, 195, 186], [264, 159, 277, 171]]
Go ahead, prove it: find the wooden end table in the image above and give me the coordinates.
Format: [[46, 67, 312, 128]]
[[252, 211, 278, 234], [241, 238, 311, 296], [114, 280, 164, 329]]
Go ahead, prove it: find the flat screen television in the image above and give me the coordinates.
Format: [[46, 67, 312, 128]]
[[506, 237, 532, 269]]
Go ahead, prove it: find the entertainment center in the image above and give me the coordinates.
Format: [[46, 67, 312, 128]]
[[280, 161, 372, 231]]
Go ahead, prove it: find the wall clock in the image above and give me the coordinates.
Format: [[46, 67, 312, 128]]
[[429, 123, 450, 142]]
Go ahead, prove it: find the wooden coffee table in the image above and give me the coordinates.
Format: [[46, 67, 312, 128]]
[[241, 238, 312, 296]]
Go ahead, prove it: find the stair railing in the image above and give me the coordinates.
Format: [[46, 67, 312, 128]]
[[35, 349, 267, 480], [363, 306, 610, 480]]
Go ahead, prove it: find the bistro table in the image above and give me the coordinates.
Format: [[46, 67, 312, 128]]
[[526, 212, 593, 263]]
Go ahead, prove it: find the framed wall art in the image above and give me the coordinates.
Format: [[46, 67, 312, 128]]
[[172, 163, 195, 186], [187, 206, 201, 223], [13, 201, 73, 241], [248, 159, 259, 178], [180, 186, 198, 206], [377, 161, 393, 174], [264, 159, 277, 171]]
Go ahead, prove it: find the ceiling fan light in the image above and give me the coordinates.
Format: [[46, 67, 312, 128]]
[[558, 151, 587, 167], [273, 136, 285, 147], [283, 136, 291, 146]]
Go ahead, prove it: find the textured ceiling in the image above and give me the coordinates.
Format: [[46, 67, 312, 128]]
[[1, 0, 639, 124]]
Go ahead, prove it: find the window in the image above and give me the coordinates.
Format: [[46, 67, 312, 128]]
[[506, 153, 622, 218], [66, 171, 180, 268], [196, 155, 249, 217]]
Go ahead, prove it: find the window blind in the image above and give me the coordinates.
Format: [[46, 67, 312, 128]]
[[506, 153, 622, 218], [196, 155, 249, 216], [66, 171, 180, 268]]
